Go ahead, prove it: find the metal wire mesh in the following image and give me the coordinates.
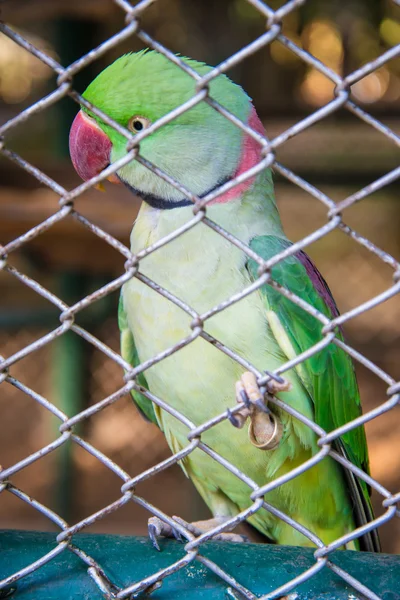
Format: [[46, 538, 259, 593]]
[[0, 0, 399, 598]]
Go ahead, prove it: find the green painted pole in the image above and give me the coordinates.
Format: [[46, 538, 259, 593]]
[[51, 274, 117, 519], [1, 531, 399, 600], [51, 274, 88, 521]]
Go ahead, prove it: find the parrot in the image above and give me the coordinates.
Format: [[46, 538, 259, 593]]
[[69, 50, 380, 551]]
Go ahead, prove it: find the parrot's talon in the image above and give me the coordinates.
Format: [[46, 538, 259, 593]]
[[227, 408, 241, 428], [148, 523, 161, 551], [172, 527, 183, 542], [147, 516, 190, 550], [255, 397, 270, 414], [240, 389, 251, 409]]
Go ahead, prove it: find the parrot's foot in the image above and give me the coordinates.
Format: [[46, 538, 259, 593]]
[[229, 372, 284, 450], [148, 516, 248, 550], [148, 516, 182, 551]]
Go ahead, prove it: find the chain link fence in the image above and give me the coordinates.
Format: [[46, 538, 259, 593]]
[[1, 0, 400, 598]]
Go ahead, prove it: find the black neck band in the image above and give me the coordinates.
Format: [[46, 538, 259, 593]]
[[120, 175, 231, 210]]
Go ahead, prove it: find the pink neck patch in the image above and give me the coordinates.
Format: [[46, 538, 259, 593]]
[[208, 105, 265, 205]]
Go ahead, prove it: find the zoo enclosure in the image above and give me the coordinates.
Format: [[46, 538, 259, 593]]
[[0, 0, 400, 599]]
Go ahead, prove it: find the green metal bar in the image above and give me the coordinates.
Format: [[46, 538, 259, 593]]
[[50, 274, 118, 519], [51, 274, 88, 521], [52, 328, 85, 520], [1, 531, 399, 599]]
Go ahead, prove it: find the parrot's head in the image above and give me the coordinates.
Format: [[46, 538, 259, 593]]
[[69, 50, 265, 209]]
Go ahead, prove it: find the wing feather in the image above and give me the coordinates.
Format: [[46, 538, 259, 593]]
[[247, 235, 380, 551]]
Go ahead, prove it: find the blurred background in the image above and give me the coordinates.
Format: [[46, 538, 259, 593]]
[[0, 0, 399, 554]]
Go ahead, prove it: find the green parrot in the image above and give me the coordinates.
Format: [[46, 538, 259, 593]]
[[69, 50, 379, 551]]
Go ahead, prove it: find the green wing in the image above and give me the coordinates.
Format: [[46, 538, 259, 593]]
[[247, 235, 379, 551], [118, 293, 158, 425]]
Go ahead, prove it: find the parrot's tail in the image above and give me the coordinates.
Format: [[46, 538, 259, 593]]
[[337, 439, 381, 552]]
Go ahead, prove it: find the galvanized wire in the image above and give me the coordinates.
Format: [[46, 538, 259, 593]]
[[0, 1, 399, 599]]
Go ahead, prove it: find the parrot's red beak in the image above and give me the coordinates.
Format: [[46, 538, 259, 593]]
[[69, 110, 120, 185]]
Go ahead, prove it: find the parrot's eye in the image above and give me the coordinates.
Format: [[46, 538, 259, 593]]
[[128, 116, 151, 133]]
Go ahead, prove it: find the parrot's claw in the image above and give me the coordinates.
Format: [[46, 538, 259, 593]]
[[148, 522, 161, 551], [232, 371, 283, 450], [254, 397, 270, 414], [239, 388, 251, 409], [148, 516, 183, 551], [227, 408, 241, 428], [173, 527, 184, 542]]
